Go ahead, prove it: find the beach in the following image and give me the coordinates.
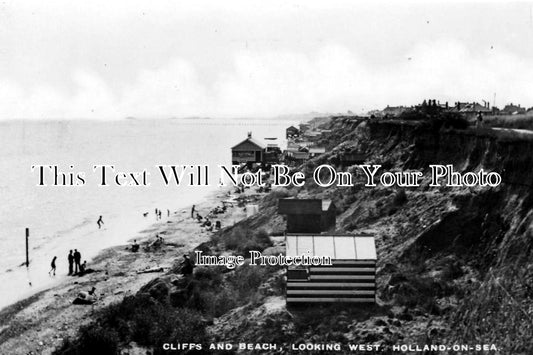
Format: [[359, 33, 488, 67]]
[[0, 118, 292, 309], [0, 186, 247, 355]]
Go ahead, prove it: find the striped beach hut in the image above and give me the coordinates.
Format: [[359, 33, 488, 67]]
[[286, 234, 377, 304]]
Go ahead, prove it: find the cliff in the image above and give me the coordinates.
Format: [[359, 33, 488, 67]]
[[53, 116, 533, 354]]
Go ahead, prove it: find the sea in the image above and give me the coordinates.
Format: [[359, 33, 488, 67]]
[[0, 118, 294, 310]]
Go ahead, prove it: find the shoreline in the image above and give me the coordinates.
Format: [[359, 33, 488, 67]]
[[0, 189, 217, 311], [0, 186, 247, 355]]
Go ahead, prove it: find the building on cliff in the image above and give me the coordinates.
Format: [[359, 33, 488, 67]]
[[278, 198, 336, 233], [285, 234, 377, 304], [501, 103, 526, 115], [286, 125, 300, 138], [231, 132, 266, 165]]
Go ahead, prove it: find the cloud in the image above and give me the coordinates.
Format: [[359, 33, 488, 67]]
[[1, 40, 532, 119]]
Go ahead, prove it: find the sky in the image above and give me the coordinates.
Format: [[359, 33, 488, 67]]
[[1, 0, 533, 119]]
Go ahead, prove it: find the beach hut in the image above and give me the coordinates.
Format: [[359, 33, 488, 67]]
[[285, 234, 377, 303], [264, 143, 282, 164], [286, 125, 300, 138], [278, 198, 336, 233], [231, 132, 266, 165], [287, 151, 310, 164], [309, 146, 326, 158]]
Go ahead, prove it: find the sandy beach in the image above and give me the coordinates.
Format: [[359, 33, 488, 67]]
[[0, 187, 247, 355]]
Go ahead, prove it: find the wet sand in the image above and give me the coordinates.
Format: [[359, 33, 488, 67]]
[[0, 187, 247, 355]]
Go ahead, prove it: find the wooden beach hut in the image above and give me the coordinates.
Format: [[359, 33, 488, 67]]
[[231, 132, 266, 165], [278, 198, 336, 233], [286, 151, 310, 164], [286, 125, 300, 138], [264, 143, 282, 164], [285, 234, 377, 304]]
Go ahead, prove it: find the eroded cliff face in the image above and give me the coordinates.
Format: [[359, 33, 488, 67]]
[[204, 119, 532, 353], [356, 120, 532, 267], [325, 119, 533, 352]]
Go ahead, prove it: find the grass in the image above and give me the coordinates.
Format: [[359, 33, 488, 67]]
[[446, 268, 533, 353], [397, 108, 469, 130], [383, 264, 461, 315], [484, 113, 533, 130]]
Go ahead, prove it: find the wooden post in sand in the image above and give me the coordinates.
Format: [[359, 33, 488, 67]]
[[25, 228, 29, 267]]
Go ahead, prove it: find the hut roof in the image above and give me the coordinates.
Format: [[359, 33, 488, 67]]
[[278, 198, 334, 215], [231, 136, 266, 150], [309, 147, 326, 154], [286, 234, 376, 260]]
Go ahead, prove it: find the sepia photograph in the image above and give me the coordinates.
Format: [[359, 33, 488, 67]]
[[0, 1, 532, 354]]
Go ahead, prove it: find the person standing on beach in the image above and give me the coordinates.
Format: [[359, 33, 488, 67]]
[[68, 250, 74, 275], [167, 209, 170, 217], [191, 205, 196, 218], [49, 256, 57, 276], [74, 249, 81, 274], [97, 215, 104, 229]]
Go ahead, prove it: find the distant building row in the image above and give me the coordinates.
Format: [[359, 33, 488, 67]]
[[231, 125, 330, 166], [369, 100, 533, 117]]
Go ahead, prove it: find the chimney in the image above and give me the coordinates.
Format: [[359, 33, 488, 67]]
[[247, 131, 252, 138]]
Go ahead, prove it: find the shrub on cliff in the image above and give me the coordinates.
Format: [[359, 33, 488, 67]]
[[54, 294, 208, 355], [194, 265, 224, 287], [187, 287, 238, 317], [385, 268, 457, 315], [398, 108, 469, 130], [261, 187, 295, 208], [227, 264, 268, 301], [398, 109, 428, 121], [393, 189, 407, 206], [55, 325, 119, 355], [438, 111, 469, 129], [220, 226, 272, 254]]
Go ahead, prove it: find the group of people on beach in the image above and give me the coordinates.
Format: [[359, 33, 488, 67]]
[[48, 249, 90, 277], [191, 204, 224, 232], [152, 208, 170, 220]]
